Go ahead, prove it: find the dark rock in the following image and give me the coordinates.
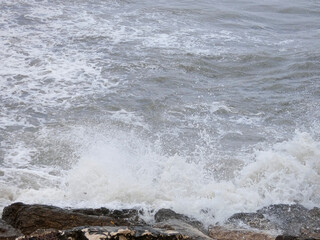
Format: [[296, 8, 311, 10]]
[[72, 207, 146, 226], [258, 204, 320, 238], [154, 209, 210, 240], [274, 236, 299, 240], [2, 202, 142, 235], [155, 209, 189, 223], [155, 209, 205, 232], [65, 226, 190, 240], [226, 204, 320, 239], [4, 202, 320, 240], [0, 219, 23, 240], [2, 203, 211, 239], [18, 226, 192, 240], [2, 203, 212, 239], [18, 229, 61, 240], [257, 204, 310, 236], [228, 212, 275, 230]]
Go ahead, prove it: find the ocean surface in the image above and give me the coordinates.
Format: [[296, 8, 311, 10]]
[[0, 0, 320, 224]]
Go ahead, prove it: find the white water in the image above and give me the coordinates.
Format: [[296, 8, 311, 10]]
[[1, 128, 319, 224]]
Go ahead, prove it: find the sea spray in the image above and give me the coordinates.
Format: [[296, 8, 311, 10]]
[[2, 129, 319, 225]]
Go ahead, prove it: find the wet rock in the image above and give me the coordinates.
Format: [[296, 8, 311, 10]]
[[154, 219, 212, 240], [228, 212, 276, 230], [155, 209, 192, 223], [4, 202, 320, 240], [19, 229, 61, 240], [72, 207, 146, 226], [2, 202, 142, 235], [226, 204, 320, 239], [274, 236, 299, 240], [208, 226, 320, 240], [208, 226, 276, 240], [155, 209, 205, 232], [154, 209, 210, 240], [258, 204, 320, 239], [65, 226, 191, 240], [17, 226, 192, 240], [299, 226, 320, 240], [257, 204, 311, 236], [0, 219, 22, 240]]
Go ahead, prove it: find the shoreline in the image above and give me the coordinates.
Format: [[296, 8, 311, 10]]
[[1, 202, 319, 240]]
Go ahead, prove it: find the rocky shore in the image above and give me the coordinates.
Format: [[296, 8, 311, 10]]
[[0, 202, 319, 240]]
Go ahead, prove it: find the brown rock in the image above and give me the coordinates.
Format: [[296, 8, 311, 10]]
[[2, 202, 138, 235], [17, 226, 192, 240], [18, 229, 60, 240], [208, 226, 276, 240], [72, 207, 145, 226], [299, 226, 320, 239]]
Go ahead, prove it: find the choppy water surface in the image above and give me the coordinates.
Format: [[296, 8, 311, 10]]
[[0, 0, 320, 224]]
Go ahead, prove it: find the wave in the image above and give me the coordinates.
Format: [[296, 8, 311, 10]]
[[1, 129, 319, 225]]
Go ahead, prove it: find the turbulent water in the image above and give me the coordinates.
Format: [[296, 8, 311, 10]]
[[1, 0, 320, 224]]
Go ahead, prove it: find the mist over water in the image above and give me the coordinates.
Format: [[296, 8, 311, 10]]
[[0, 0, 320, 224]]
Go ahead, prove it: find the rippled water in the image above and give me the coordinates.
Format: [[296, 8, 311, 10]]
[[0, 0, 320, 223]]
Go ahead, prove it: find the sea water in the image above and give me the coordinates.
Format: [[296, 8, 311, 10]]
[[0, 0, 320, 224]]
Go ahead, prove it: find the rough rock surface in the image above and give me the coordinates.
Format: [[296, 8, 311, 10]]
[[154, 209, 211, 240], [62, 226, 191, 240], [2, 202, 142, 235], [2, 203, 320, 240], [16, 226, 191, 240], [72, 207, 145, 226], [208, 226, 276, 240], [0, 219, 22, 240], [154, 219, 211, 240], [226, 204, 320, 239], [258, 204, 320, 238], [155, 209, 206, 232]]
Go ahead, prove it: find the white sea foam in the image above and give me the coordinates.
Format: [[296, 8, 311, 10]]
[[3, 143, 35, 168], [1, 130, 319, 225], [109, 109, 149, 130], [210, 101, 233, 113]]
